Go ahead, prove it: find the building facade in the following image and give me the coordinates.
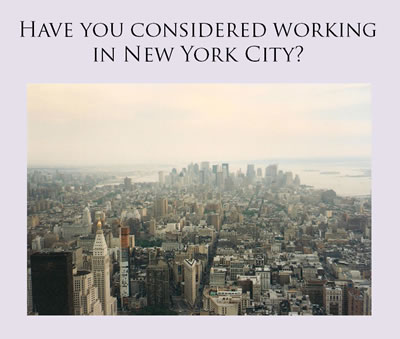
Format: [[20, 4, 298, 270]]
[[73, 270, 103, 315], [31, 251, 74, 315], [146, 261, 170, 307], [92, 220, 117, 315]]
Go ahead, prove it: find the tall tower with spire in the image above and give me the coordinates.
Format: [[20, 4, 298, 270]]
[[92, 219, 117, 315]]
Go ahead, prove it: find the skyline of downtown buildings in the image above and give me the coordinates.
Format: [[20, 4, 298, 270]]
[[27, 83, 370, 316], [27, 159, 371, 316]]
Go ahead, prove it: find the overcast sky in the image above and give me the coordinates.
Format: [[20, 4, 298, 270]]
[[28, 83, 371, 167]]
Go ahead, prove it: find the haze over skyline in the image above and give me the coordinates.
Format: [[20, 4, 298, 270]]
[[28, 83, 371, 167]]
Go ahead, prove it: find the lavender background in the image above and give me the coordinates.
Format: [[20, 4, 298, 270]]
[[1, 0, 399, 338]]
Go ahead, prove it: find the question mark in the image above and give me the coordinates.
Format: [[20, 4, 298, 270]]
[[296, 45, 304, 62]]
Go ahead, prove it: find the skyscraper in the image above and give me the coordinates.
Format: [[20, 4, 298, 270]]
[[27, 268, 33, 314], [73, 270, 103, 315], [154, 197, 168, 217], [207, 213, 221, 232], [212, 164, 218, 174], [92, 220, 117, 315], [83, 206, 92, 233], [146, 261, 170, 307], [216, 170, 224, 190], [184, 259, 199, 307], [149, 218, 156, 236], [246, 164, 256, 183], [265, 164, 278, 178], [120, 226, 130, 305], [284, 171, 294, 186], [31, 251, 74, 315]]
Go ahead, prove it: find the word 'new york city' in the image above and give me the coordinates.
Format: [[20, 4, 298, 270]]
[[94, 45, 300, 63]]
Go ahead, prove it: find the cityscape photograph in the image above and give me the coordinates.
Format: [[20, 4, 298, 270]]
[[27, 83, 371, 316]]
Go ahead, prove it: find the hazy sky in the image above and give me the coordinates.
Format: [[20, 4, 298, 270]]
[[28, 83, 371, 166]]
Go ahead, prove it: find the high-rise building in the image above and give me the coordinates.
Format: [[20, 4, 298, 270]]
[[146, 261, 170, 307], [216, 170, 224, 190], [92, 220, 117, 315], [27, 268, 33, 314], [303, 280, 326, 306], [346, 286, 371, 315], [71, 246, 83, 270], [246, 164, 256, 183], [154, 197, 168, 218], [323, 284, 343, 315], [149, 219, 156, 236], [83, 206, 92, 233], [31, 251, 74, 315], [207, 213, 221, 232], [193, 163, 200, 175], [184, 259, 200, 307], [284, 172, 294, 186], [265, 164, 278, 177], [120, 226, 130, 304], [334, 280, 352, 315], [347, 287, 363, 315], [73, 270, 103, 315]]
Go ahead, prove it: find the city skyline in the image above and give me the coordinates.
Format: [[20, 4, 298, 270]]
[[28, 160, 371, 316], [28, 83, 371, 167]]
